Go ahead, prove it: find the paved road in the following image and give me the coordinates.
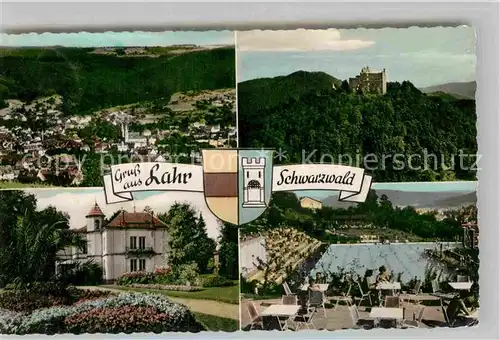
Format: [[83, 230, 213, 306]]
[[77, 286, 239, 321]]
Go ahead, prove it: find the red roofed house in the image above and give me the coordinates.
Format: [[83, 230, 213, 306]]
[[57, 202, 169, 282]]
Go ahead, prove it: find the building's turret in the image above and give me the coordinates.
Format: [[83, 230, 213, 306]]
[[86, 202, 105, 232]]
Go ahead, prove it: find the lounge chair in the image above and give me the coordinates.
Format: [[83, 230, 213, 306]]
[[401, 305, 425, 328], [401, 281, 422, 306], [247, 302, 263, 330], [282, 295, 298, 305], [348, 305, 375, 329], [335, 283, 353, 308], [440, 297, 472, 328], [431, 279, 455, 300], [385, 296, 401, 308], [308, 289, 328, 318], [440, 297, 456, 327], [283, 282, 294, 296], [357, 281, 373, 307], [289, 308, 317, 330]]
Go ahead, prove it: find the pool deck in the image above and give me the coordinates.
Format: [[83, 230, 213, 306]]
[[241, 297, 450, 331]]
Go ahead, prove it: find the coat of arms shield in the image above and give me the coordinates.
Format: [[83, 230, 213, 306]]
[[202, 149, 274, 225]]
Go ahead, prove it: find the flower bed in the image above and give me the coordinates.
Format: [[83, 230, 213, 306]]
[[117, 271, 235, 289], [0, 287, 113, 313], [0, 292, 203, 334], [117, 272, 158, 285], [127, 284, 202, 292]]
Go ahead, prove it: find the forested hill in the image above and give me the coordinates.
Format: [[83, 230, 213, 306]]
[[238, 71, 477, 183], [238, 71, 341, 115], [0, 47, 235, 115]]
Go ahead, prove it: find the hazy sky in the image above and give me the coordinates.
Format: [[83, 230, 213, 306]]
[[27, 189, 221, 240], [296, 180, 477, 201], [0, 31, 234, 47], [237, 27, 476, 87]]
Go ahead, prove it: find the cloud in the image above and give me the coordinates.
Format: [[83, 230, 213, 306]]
[[237, 29, 375, 52], [29, 190, 221, 240]]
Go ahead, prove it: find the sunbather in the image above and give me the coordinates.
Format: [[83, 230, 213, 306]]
[[308, 278, 321, 291], [447, 291, 477, 325], [376, 266, 390, 283], [315, 272, 323, 284], [362, 269, 376, 290]]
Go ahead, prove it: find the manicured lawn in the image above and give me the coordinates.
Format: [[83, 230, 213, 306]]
[[103, 283, 239, 305], [0, 182, 55, 189], [194, 312, 239, 332]]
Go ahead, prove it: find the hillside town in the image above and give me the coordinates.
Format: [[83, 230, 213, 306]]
[[0, 89, 236, 186]]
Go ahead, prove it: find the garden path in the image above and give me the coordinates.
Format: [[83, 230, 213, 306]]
[[78, 286, 239, 320]]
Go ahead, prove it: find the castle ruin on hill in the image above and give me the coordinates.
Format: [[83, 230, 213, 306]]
[[349, 66, 387, 94]]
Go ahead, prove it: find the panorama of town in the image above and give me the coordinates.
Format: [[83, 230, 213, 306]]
[[0, 89, 236, 187]]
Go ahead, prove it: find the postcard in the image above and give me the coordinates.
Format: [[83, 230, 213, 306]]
[[236, 28, 479, 331], [0, 26, 481, 335]]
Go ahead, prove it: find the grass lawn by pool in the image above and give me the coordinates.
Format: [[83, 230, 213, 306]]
[[103, 283, 239, 305], [194, 312, 239, 332]]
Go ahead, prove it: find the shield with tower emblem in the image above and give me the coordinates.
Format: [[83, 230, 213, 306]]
[[201, 149, 274, 226]]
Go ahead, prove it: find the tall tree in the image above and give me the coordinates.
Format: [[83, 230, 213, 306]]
[[160, 203, 215, 273], [217, 221, 238, 279], [194, 214, 216, 273], [0, 191, 84, 287], [0, 190, 38, 248]]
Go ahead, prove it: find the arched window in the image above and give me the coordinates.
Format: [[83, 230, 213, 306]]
[[248, 180, 261, 188], [94, 219, 100, 230]]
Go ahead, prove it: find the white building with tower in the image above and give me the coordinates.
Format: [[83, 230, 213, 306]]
[[242, 157, 266, 208], [56, 203, 170, 282]]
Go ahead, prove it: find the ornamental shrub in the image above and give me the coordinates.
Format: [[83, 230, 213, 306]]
[[0, 287, 113, 313], [176, 263, 199, 286], [0, 291, 70, 313], [154, 266, 172, 275], [60, 261, 104, 286], [116, 272, 156, 285], [127, 284, 201, 292], [200, 275, 234, 288]]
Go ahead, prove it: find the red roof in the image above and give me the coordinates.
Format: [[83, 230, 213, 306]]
[[106, 211, 167, 229], [86, 203, 105, 218]]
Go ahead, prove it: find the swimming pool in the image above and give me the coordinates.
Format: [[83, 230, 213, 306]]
[[310, 242, 460, 283]]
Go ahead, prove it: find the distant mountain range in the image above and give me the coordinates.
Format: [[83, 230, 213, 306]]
[[322, 189, 477, 210], [420, 81, 476, 100]]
